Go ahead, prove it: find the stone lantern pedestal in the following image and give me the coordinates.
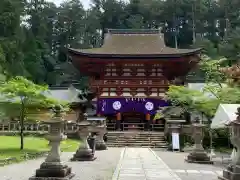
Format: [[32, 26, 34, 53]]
[[92, 126, 107, 150], [29, 108, 74, 180], [71, 121, 96, 161], [87, 116, 107, 151], [185, 122, 213, 164], [219, 108, 240, 180]]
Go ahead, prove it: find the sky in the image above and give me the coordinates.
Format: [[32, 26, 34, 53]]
[[47, 0, 92, 9]]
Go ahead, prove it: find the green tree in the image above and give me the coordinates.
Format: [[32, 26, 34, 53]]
[[199, 56, 227, 86], [0, 76, 61, 150], [24, 0, 58, 84], [0, 0, 25, 78], [166, 85, 219, 118], [192, 37, 218, 58], [218, 27, 240, 64]]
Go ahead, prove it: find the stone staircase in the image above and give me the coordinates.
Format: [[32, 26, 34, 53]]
[[106, 131, 167, 148]]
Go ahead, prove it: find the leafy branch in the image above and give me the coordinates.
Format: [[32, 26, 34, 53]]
[[0, 76, 69, 150]]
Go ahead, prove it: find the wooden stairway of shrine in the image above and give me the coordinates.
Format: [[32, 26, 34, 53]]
[[106, 131, 167, 148]]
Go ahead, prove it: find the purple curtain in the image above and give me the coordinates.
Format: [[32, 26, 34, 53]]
[[97, 98, 169, 115]]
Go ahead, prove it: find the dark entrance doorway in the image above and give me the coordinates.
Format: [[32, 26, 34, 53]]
[[121, 112, 145, 131]]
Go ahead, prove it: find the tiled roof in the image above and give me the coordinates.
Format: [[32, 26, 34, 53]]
[[68, 29, 201, 57], [46, 85, 88, 103], [0, 86, 88, 104]]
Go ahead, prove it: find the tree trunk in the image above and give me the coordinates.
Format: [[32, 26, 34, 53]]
[[20, 98, 25, 150]]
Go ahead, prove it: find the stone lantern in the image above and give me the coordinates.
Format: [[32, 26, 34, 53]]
[[162, 106, 186, 151], [88, 117, 107, 150], [71, 113, 96, 161], [219, 107, 240, 180], [185, 117, 213, 164], [29, 105, 74, 180], [165, 118, 185, 151]]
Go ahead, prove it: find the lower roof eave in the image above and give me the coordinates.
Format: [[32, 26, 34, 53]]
[[68, 48, 202, 59]]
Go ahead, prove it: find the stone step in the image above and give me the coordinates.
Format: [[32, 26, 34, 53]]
[[107, 136, 165, 138], [106, 142, 167, 146], [108, 139, 165, 141], [107, 134, 165, 137], [109, 139, 166, 142], [108, 135, 164, 136], [107, 143, 167, 147], [107, 137, 165, 139], [109, 139, 165, 142], [107, 132, 165, 134], [109, 142, 166, 145], [107, 142, 167, 144], [106, 132, 167, 148], [106, 143, 167, 148]]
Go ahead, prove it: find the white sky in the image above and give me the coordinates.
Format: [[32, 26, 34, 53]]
[[48, 0, 129, 9], [47, 0, 92, 9]]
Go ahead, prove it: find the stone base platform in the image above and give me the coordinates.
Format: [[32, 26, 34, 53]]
[[71, 156, 97, 161], [185, 158, 214, 164], [71, 149, 96, 161], [218, 176, 228, 180], [29, 173, 75, 180], [218, 164, 240, 180], [95, 143, 107, 151], [185, 152, 213, 164], [29, 164, 74, 180]]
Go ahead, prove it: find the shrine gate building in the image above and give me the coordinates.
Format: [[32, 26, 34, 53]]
[[68, 29, 201, 131]]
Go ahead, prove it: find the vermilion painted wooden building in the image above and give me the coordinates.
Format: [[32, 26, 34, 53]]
[[68, 29, 201, 131]]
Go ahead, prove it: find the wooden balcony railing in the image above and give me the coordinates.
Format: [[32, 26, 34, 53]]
[[90, 79, 169, 87]]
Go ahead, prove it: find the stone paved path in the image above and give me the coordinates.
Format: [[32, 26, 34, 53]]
[[112, 148, 181, 180], [0, 147, 226, 180], [154, 150, 224, 180], [0, 148, 122, 180]]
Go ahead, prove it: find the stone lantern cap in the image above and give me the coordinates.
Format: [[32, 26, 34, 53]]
[[87, 117, 106, 121], [87, 116, 106, 127], [166, 119, 186, 124], [77, 120, 91, 126]]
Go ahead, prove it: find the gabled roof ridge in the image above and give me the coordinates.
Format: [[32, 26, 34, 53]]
[[107, 29, 161, 34], [110, 33, 163, 36]]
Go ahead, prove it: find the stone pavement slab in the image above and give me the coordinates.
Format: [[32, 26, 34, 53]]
[[112, 148, 181, 180], [154, 149, 224, 180], [0, 148, 122, 180]]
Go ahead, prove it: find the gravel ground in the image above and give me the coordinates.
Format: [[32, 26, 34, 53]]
[[0, 148, 123, 180], [154, 149, 227, 180]]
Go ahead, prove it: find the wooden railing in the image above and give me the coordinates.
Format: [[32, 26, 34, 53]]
[[0, 122, 165, 133], [0, 123, 50, 132], [151, 124, 165, 131], [106, 123, 116, 131], [0, 123, 78, 133]]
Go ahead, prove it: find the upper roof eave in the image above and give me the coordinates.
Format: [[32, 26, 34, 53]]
[[68, 48, 202, 59]]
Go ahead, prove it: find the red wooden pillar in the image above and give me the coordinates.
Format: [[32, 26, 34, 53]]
[[146, 113, 150, 121], [145, 113, 151, 131], [116, 112, 121, 131]]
